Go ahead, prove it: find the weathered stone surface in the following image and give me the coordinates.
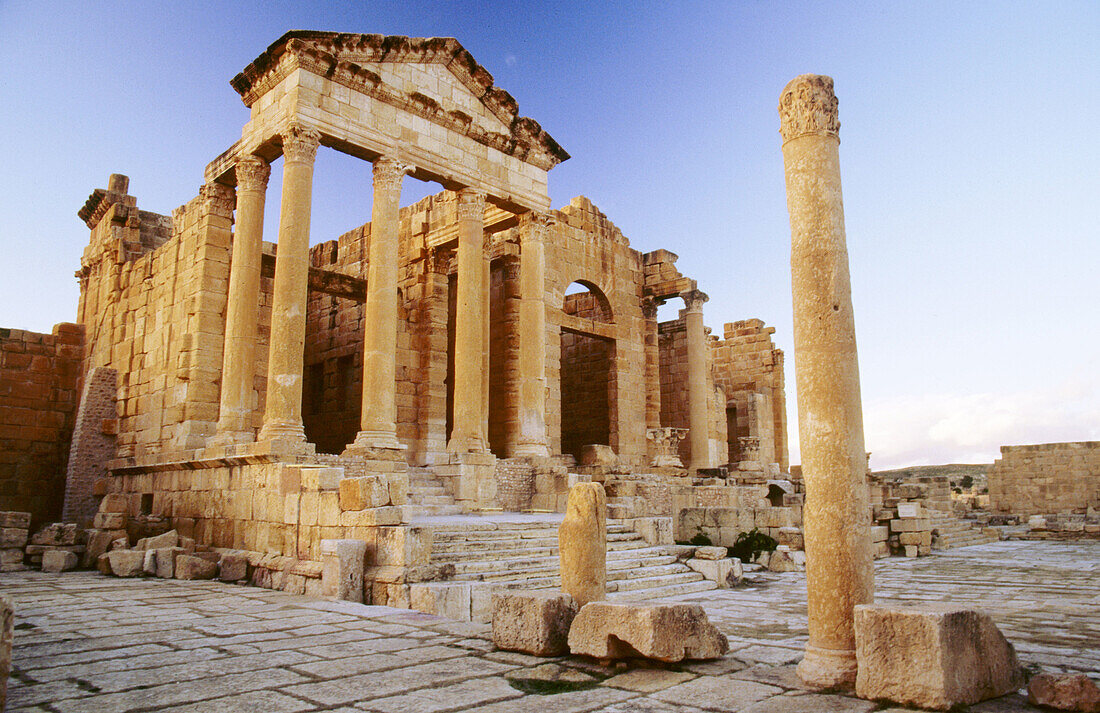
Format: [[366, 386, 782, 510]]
[[1027, 673, 1100, 712], [175, 554, 218, 580], [219, 553, 249, 582], [155, 547, 183, 578], [0, 549, 23, 565], [99, 493, 130, 513], [492, 590, 577, 656], [409, 582, 471, 620], [30, 522, 82, 546], [93, 511, 126, 529], [320, 539, 367, 601], [768, 548, 801, 572], [0, 594, 11, 712], [136, 529, 178, 550], [83, 528, 128, 566], [568, 601, 728, 662], [0, 512, 30, 529], [559, 482, 606, 607], [694, 546, 728, 560], [686, 557, 742, 587], [41, 550, 78, 573], [854, 604, 1024, 710], [107, 550, 146, 577], [95, 552, 112, 575], [0, 528, 28, 549], [142, 548, 157, 575]]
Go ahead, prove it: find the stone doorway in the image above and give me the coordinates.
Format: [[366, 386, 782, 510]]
[[559, 281, 616, 461]]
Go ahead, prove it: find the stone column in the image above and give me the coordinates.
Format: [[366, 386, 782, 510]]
[[348, 156, 409, 452], [258, 123, 321, 443], [214, 156, 270, 444], [682, 289, 712, 470], [780, 74, 873, 689], [448, 188, 488, 453], [514, 212, 553, 457], [641, 297, 662, 432]]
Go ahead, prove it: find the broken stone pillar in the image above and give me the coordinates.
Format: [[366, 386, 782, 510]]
[[780, 74, 873, 688], [514, 212, 553, 457], [349, 156, 409, 452], [259, 124, 321, 444], [642, 297, 662, 433], [558, 482, 606, 606], [682, 289, 712, 470], [448, 188, 488, 453], [214, 155, 270, 444]]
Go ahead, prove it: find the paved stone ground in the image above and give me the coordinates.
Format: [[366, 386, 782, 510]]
[[2, 540, 1096, 712]]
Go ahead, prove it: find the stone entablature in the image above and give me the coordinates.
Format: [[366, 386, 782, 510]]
[[989, 441, 1100, 516]]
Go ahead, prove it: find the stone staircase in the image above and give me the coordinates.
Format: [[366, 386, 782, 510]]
[[402, 467, 464, 518], [930, 511, 1001, 550], [419, 515, 718, 601]]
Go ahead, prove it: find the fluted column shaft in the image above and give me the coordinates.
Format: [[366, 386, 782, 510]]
[[259, 124, 321, 443], [350, 157, 408, 451], [448, 188, 488, 453], [514, 212, 553, 457], [780, 74, 873, 689], [215, 157, 270, 443], [683, 290, 712, 470]]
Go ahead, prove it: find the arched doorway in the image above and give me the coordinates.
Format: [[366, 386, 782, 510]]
[[559, 281, 616, 461]]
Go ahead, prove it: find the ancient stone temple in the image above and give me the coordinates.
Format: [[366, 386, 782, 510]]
[[0, 32, 799, 612]]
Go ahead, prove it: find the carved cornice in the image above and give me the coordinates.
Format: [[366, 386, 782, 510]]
[[281, 123, 321, 164], [778, 74, 840, 143], [236, 156, 271, 193], [231, 32, 569, 171], [201, 182, 235, 218], [456, 188, 487, 223], [681, 289, 709, 313], [372, 156, 410, 194]]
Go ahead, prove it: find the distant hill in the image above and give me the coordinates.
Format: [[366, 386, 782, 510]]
[[872, 463, 990, 487]]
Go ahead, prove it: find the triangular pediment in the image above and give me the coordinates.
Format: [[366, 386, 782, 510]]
[[232, 31, 569, 170]]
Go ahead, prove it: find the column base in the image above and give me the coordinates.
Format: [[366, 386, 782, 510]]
[[347, 429, 406, 452], [797, 644, 858, 690], [447, 434, 488, 455], [207, 429, 255, 447], [513, 442, 550, 458], [257, 420, 306, 443]]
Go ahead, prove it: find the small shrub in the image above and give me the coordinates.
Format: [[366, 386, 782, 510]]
[[689, 532, 712, 547], [730, 527, 777, 562]]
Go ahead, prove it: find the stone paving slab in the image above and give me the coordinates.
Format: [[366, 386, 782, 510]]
[[0, 540, 1095, 712]]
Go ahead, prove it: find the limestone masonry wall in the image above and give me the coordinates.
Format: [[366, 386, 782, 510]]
[[989, 442, 1100, 515], [0, 323, 84, 527]]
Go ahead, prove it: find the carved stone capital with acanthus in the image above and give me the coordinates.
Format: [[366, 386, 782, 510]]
[[456, 187, 487, 223], [281, 123, 322, 164], [373, 156, 410, 193], [681, 289, 709, 314], [518, 211, 556, 242], [778, 74, 840, 143], [200, 181, 235, 218], [641, 296, 661, 321], [236, 156, 271, 193]]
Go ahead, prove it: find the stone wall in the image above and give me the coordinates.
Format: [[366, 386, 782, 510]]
[[657, 317, 725, 467], [61, 366, 118, 525], [0, 323, 83, 527], [989, 442, 1100, 515], [710, 319, 788, 471]]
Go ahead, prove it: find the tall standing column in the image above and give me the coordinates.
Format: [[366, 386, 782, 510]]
[[214, 156, 270, 444], [514, 212, 553, 457], [641, 296, 662, 432], [682, 289, 712, 470], [780, 74, 873, 689], [448, 188, 488, 453], [258, 123, 321, 444], [349, 156, 409, 452]]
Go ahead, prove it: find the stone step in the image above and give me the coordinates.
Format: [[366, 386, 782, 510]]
[[431, 538, 651, 558], [607, 570, 709, 593], [449, 553, 680, 578], [607, 578, 719, 601], [401, 504, 464, 518]]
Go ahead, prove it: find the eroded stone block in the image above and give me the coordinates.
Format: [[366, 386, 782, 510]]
[[41, 550, 78, 573], [320, 539, 367, 602], [107, 550, 145, 577], [136, 529, 178, 550], [567, 601, 728, 662], [1027, 673, 1100, 712], [0, 594, 11, 712], [175, 554, 218, 580], [491, 590, 577, 656], [559, 482, 606, 607], [854, 604, 1023, 710]]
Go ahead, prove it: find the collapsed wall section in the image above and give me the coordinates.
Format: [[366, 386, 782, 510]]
[[989, 442, 1100, 515], [0, 323, 84, 527]]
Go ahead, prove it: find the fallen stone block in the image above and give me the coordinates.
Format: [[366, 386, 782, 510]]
[[99, 493, 130, 513], [320, 539, 366, 602], [175, 554, 218, 580], [219, 553, 249, 582], [693, 546, 728, 560], [0, 529, 28, 549], [41, 550, 78, 573], [492, 590, 577, 656], [1027, 673, 1100, 712], [93, 512, 126, 530], [1, 594, 12, 712], [410, 582, 471, 620], [110, 537, 129, 551], [768, 548, 801, 572], [0, 549, 23, 565], [31, 523, 82, 546], [96, 553, 112, 575], [83, 528, 128, 567], [155, 547, 183, 578], [142, 549, 157, 575], [567, 601, 728, 662], [107, 550, 146, 577], [136, 529, 178, 551], [854, 603, 1023, 710], [686, 557, 743, 587]]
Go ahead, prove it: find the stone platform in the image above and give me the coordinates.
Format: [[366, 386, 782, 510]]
[[2, 540, 1095, 712]]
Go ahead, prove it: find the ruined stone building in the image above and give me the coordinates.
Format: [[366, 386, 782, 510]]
[[0, 32, 797, 606]]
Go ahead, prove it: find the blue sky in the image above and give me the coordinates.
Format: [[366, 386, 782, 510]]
[[1, 1, 1096, 469]]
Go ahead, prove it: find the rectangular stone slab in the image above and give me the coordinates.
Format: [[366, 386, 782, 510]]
[[854, 603, 1023, 710], [491, 590, 577, 656]]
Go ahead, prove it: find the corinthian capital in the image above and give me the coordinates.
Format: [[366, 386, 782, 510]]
[[200, 181, 235, 218], [456, 187, 486, 223], [681, 289, 709, 313], [778, 74, 840, 143], [518, 211, 555, 242], [236, 155, 271, 193], [281, 123, 321, 164], [373, 156, 410, 193]]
